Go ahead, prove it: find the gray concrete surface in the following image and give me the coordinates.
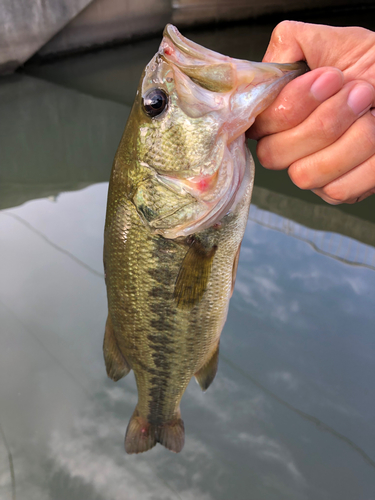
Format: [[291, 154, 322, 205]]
[[172, 0, 369, 25], [39, 0, 375, 59], [39, 0, 171, 57], [1, 0, 373, 74], [0, 0, 94, 73]]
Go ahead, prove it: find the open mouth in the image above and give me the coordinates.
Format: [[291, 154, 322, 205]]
[[160, 24, 308, 95]]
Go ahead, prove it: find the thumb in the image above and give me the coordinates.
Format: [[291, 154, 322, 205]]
[[263, 21, 349, 69]]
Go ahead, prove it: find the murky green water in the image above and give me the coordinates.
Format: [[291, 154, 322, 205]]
[[1, 10, 375, 500]]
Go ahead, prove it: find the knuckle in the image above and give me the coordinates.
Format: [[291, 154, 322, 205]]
[[321, 183, 349, 203], [360, 116, 375, 151], [270, 21, 296, 41], [288, 162, 314, 190], [315, 114, 342, 143], [256, 140, 276, 168], [369, 157, 375, 177]]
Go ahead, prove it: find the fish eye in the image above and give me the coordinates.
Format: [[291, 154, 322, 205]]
[[142, 88, 168, 118]]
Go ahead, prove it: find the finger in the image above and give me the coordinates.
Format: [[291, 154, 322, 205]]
[[312, 154, 375, 205], [288, 108, 375, 190], [249, 68, 344, 139], [262, 21, 375, 73], [248, 67, 344, 140], [255, 81, 375, 170]]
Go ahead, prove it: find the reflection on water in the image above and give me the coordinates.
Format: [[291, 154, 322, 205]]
[[1, 13, 375, 500], [249, 205, 375, 271], [0, 421, 15, 500], [2, 212, 104, 278], [221, 355, 375, 470], [1, 185, 375, 500], [0, 74, 128, 211]]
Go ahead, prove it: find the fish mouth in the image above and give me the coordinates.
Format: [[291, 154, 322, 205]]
[[149, 25, 308, 238], [160, 24, 308, 95]]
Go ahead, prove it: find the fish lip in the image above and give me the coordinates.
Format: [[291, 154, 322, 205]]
[[162, 24, 228, 64], [160, 25, 237, 93]]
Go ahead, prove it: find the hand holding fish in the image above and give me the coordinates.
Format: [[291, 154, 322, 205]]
[[248, 21, 375, 204]]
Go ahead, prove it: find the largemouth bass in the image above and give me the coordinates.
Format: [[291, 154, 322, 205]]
[[104, 25, 307, 454]]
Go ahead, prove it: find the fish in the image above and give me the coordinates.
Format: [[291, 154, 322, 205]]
[[103, 24, 307, 454]]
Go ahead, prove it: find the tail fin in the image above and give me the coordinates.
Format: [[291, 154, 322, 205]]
[[125, 406, 157, 454], [156, 412, 185, 453], [124, 406, 185, 454]]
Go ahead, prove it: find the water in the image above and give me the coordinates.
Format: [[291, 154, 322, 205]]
[[1, 11, 375, 500]]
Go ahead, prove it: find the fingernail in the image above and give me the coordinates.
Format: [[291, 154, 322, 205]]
[[347, 84, 374, 115], [371, 108, 375, 117], [310, 70, 343, 101]]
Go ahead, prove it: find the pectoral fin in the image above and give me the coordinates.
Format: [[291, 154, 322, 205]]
[[174, 239, 217, 310], [103, 315, 131, 381], [195, 343, 219, 391], [231, 243, 241, 297]]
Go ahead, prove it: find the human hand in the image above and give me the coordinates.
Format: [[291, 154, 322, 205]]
[[248, 21, 375, 204]]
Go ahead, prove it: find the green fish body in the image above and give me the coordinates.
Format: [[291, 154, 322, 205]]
[[104, 25, 307, 454]]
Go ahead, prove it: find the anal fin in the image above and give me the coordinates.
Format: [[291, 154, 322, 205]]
[[103, 314, 131, 382], [195, 343, 219, 391], [174, 238, 217, 310]]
